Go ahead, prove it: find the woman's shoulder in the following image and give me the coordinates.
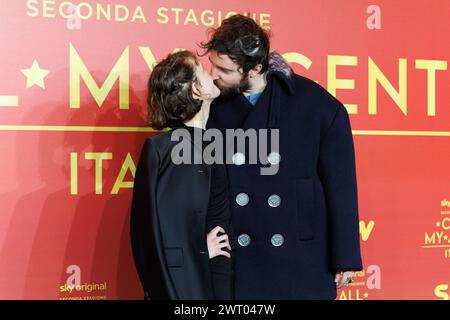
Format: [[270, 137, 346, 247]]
[[144, 131, 175, 155]]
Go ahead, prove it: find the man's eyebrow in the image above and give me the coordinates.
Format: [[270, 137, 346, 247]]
[[209, 56, 235, 72]]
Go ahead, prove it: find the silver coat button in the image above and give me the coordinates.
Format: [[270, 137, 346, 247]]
[[271, 234, 284, 247], [236, 193, 250, 206], [238, 234, 251, 247], [232, 152, 245, 166], [267, 194, 281, 207], [267, 152, 281, 165]]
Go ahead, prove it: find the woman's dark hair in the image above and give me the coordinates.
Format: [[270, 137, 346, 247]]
[[200, 14, 270, 74], [147, 50, 202, 130]]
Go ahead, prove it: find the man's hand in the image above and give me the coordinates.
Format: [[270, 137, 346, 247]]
[[335, 270, 355, 289], [207, 226, 231, 259]]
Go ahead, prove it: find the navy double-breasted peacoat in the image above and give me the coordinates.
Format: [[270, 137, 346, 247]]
[[206, 52, 363, 299]]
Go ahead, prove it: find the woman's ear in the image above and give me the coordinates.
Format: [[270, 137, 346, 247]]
[[192, 82, 202, 99]]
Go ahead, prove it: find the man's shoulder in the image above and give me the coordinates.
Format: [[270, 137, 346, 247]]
[[290, 73, 337, 101], [289, 73, 344, 115]]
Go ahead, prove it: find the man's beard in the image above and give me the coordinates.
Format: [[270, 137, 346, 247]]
[[214, 74, 250, 99]]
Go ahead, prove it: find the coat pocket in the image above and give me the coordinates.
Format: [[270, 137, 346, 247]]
[[165, 247, 184, 268], [295, 178, 316, 240]]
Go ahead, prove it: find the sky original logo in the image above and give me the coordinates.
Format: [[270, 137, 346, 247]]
[[422, 201, 450, 258]]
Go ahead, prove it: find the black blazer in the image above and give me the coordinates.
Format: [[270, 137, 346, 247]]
[[130, 127, 233, 300]]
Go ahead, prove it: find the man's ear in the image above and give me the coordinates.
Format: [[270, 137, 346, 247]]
[[249, 64, 263, 78]]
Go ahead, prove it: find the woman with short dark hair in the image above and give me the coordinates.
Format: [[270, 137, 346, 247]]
[[130, 50, 234, 300]]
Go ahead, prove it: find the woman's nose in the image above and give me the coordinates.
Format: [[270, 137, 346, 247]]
[[210, 67, 220, 80]]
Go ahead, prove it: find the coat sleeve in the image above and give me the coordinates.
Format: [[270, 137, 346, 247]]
[[317, 103, 363, 272], [205, 163, 235, 300], [130, 138, 176, 299]]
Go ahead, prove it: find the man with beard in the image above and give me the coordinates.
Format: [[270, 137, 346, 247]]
[[203, 14, 363, 299]]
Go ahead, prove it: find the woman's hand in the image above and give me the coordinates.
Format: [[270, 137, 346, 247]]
[[207, 226, 231, 259]]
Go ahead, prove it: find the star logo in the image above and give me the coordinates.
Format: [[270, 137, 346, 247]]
[[21, 60, 50, 89]]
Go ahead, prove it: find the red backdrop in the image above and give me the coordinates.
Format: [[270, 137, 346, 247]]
[[0, 0, 449, 300]]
